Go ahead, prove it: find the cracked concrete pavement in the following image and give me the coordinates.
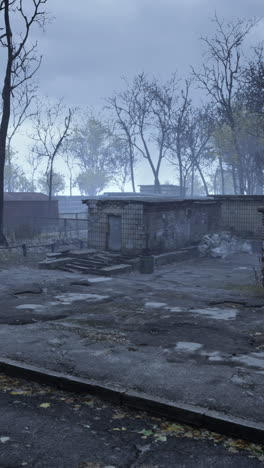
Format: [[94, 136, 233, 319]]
[[0, 253, 263, 428]]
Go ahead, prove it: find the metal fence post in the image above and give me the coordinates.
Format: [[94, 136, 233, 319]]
[[22, 244, 27, 257]]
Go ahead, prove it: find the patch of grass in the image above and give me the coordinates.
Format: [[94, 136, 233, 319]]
[[225, 283, 264, 295]]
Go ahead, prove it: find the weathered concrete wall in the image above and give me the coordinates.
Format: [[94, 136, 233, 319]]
[[212, 196, 264, 239], [85, 196, 264, 255], [87, 200, 146, 254], [85, 199, 220, 254], [144, 201, 220, 252]]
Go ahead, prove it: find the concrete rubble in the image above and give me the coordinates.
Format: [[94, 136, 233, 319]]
[[199, 232, 253, 258]]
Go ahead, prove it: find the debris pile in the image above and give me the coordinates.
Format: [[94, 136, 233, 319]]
[[198, 232, 252, 258]]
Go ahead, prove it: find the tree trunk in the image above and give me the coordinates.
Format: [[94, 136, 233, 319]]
[[0, 4, 12, 245], [237, 159, 245, 194], [145, 153, 161, 193], [255, 160, 263, 195], [231, 126, 245, 194], [231, 164, 237, 194], [178, 162, 184, 197], [213, 169, 218, 194], [69, 175, 73, 196], [176, 138, 184, 198], [129, 144, 136, 192], [191, 165, 194, 197], [195, 162, 209, 196], [219, 156, 225, 195], [153, 173, 161, 193], [6, 143, 12, 192], [48, 163, 53, 201], [0, 150, 8, 245]]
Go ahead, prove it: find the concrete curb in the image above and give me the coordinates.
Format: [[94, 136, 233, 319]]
[[0, 357, 263, 444]]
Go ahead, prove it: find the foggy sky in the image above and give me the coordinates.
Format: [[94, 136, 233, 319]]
[[36, 0, 264, 107], [11, 0, 264, 192]]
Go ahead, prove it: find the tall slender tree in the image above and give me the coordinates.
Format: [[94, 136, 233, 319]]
[[0, 0, 48, 245], [31, 98, 75, 200]]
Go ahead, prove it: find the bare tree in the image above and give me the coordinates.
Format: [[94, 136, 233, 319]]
[[31, 98, 75, 200], [105, 136, 132, 191], [27, 150, 39, 191], [37, 170, 65, 196], [106, 94, 138, 192], [0, 0, 48, 245], [5, 81, 37, 191], [108, 74, 175, 193], [192, 14, 258, 194], [185, 105, 215, 196], [165, 79, 192, 197], [62, 139, 78, 196], [243, 44, 264, 119]]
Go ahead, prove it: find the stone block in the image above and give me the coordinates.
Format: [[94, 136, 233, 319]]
[[38, 258, 73, 269]]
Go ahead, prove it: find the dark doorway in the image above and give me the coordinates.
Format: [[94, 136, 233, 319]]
[[107, 215, 121, 251]]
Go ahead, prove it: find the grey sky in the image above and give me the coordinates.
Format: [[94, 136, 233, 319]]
[[10, 0, 264, 193], [36, 0, 264, 107]]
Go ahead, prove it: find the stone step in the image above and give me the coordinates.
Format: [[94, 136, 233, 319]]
[[99, 264, 132, 276], [46, 252, 63, 259], [69, 258, 107, 267], [38, 258, 73, 270], [66, 249, 97, 258], [64, 263, 98, 274]]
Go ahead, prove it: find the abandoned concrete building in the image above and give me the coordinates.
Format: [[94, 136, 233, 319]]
[[82, 195, 264, 255]]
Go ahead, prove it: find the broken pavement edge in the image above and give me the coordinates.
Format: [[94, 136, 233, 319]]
[[0, 356, 263, 444]]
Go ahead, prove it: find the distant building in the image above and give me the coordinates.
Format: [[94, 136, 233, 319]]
[[4, 192, 59, 232], [139, 184, 185, 197], [54, 195, 87, 216], [103, 185, 186, 198]]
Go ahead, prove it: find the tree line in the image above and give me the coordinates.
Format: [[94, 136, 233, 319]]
[[0, 3, 263, 244]]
